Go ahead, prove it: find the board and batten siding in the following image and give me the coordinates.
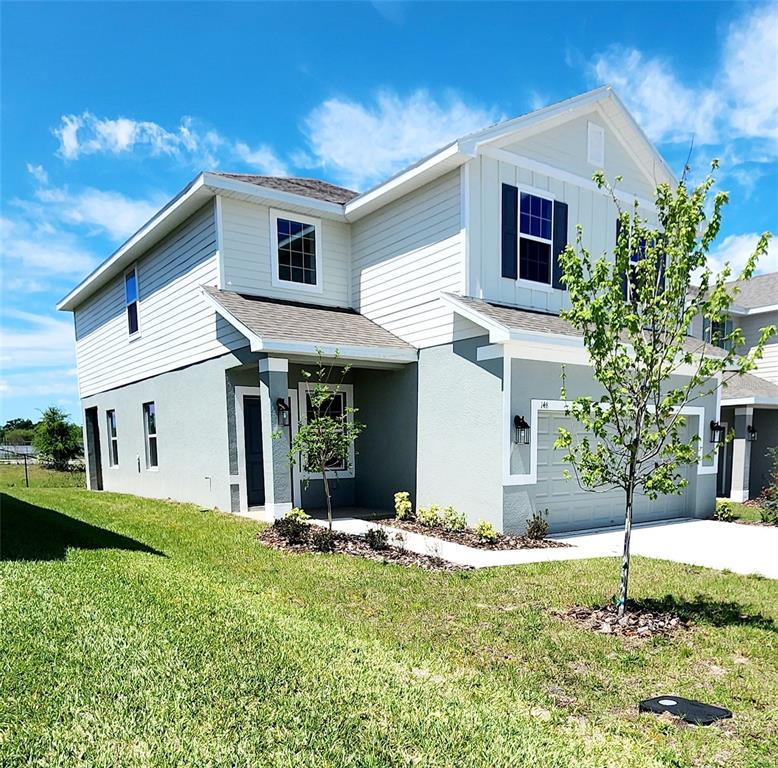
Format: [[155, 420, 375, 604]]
[[74, 202, 247, 398], [351, 170, 466, 348], [220, 196, 351, 307]]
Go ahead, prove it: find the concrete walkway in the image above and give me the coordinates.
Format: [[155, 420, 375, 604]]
[[311, 517, 778, 578]]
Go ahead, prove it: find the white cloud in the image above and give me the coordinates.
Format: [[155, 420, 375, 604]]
[[588, 5, 778, 153], [26, 163, 49, 185], [0, 369, 80, 402], [302, 89, 502, 189], [706, 233, 776, 279], [0, 310, 76, 370], [233, 142, 288, 176]]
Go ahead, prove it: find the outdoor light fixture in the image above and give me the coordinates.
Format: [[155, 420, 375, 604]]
[[513, 415, 530, 445], [709, 420, 725, 443], [747, 424, 758, 442], [276, 398, 290, 427]]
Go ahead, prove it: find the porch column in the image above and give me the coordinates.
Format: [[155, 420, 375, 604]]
[[729, 405, 753, 502], [259, 357, 293, 519]]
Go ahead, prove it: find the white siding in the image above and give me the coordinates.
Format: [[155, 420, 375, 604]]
[[735, 313, 778, 384], [74, 202, 246, 397], [220, 196, 351, 307], [468, 153, 637, 313], [351, 170, 465, 348]]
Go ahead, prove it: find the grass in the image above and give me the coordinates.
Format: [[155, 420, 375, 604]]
[[0, 462, 85, 489], [716, 498, 770, 524], [1, 488, 777, 767]]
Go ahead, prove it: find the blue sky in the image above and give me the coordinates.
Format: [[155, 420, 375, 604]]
[[1, 1, 777, 423]]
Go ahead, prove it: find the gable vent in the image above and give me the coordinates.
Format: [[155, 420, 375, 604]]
[[587, 121, 605, 166]]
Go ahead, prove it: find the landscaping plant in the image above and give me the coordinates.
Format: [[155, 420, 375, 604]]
[[311, 527, 337, 552], [32, 406, 83, 471], [275, 507, 310, 544], [416, 504, 440, 528], [525, 509, 550, 540], [441, 505, 466, 532], [364, 527, 390, 550], [757, 446, 778, 525], [394, 491, 413, 520], [474, 519, 498, 543], [713, 502, 735, 523], [556, 163, 774, 616], [289, 349, 365, 531]]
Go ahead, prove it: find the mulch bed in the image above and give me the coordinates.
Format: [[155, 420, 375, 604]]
[[557, 604, 691, 638], [257, 526, 468, 571], [380, 518, 569, 550]]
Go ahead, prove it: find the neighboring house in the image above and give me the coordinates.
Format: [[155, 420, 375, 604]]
[[691, 273, 778, 502], [58, 86, 722, 534]]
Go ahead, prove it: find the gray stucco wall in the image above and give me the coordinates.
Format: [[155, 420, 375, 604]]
[[750, 409, 778, 496], [416, 336, 503, 528], [81, 350, 252, 512]]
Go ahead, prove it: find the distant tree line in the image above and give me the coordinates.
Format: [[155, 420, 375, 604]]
[[2, 407, 83, 470]]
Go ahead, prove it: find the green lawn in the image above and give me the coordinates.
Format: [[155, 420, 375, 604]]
[[0, 462, 85, 489], [716, 498, 770, 524], [1, 488, 776, 767]]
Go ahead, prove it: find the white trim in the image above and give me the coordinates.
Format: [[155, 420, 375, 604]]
[[214, 195, 225, 289], [269, 209, 323, 294], [480, 145, 655, 211], [722, 396, 778, 407], [142, 401, 158, 470], [587, 120, 605, 167], [259, 357, 289, 373], [296, 381, 356, 480], [460, 163, 470, 295]]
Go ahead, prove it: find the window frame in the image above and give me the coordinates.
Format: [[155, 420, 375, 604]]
[[124, 265, 141, 339], [269, 209, 323, 294], [516, 188, 555, 287], [106, 409, 119, 467], [142, 401, 159, 470], [296, 382, 355, 479], [703, 316, 734, 351]]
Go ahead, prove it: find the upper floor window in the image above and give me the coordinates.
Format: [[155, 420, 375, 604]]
[[519, 192, 553, 284], [106, 409, 118, 466], [703, 316, 733, 350], [270, 210, 322, 292], [125, 267, 140, 336], [143, 401, 158, 468]]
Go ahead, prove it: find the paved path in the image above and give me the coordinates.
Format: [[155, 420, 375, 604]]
[[311, 517, 778, 577]]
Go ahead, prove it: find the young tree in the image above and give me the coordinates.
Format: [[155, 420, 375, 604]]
[[289, 350, 365, 531], [556, 163, 774, 616], [32, 406, 83, 470]]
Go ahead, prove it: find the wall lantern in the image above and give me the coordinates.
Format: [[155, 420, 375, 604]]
[[276, 398, 290, 427], [513, 415, 531, 445], [709, 420, 725, 443], [747, 424, 758, 442]]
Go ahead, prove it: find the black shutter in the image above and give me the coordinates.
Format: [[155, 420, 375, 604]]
[[551, 200, 569, 290], [501, 184, 518, 279]]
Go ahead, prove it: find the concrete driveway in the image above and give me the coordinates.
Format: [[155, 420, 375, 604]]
[[554, 519, 778, 579]]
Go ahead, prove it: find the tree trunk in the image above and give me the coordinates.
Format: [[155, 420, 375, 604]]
[[618, 483, 635, 618], [321, 468, 333, 531]]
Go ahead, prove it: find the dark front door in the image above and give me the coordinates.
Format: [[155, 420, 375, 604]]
[[243, 396, 265, 507], [84, 407, 103, 491]]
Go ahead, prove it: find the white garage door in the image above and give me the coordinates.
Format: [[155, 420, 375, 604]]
[[535, 410, 694, 532]]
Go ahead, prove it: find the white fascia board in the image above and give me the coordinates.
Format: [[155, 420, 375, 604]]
[[201, 288, 417, 364], [438, 293, 510, 342], [58, 174, 211, 311], [721, 396, 778, 407], [741, 304, 778, 316], [344, 143, 468, 221], [201, 173, 346, 219]]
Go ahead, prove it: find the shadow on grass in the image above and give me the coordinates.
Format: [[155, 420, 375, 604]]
[[0, 493, 164, 561], [633, 594, 775, 631]]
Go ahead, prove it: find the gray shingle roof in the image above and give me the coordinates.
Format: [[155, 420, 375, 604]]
[[211, 173, 358, 204], [721, 371, 778, 401], [447, 294, 727, 358], [728, 272, 778, 309], [203, 286, 414, 352]]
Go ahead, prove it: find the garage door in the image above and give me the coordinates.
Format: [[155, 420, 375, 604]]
[[535, 410, 694, 532]]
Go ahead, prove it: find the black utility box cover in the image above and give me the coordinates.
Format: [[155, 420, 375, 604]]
[[639, 696, 732, 725]]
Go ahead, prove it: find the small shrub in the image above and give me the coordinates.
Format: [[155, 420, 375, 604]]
[[274, 507, 309, 544], [416, 504, 440, 528], [441, 505, 466, 532], [365, 527, 390, 550], [394, 491, 413, 520], [474, 519, 498, 543], [526, 509, 550, 540], [311, 527, 336, 552], [714, 502, 736, 523], [759, 504, 778, 526]]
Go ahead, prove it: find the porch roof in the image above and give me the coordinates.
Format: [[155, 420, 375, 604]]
[[442, 293, 728, 359], [202, 286, 417, 363], [721, 371, 778, 407]]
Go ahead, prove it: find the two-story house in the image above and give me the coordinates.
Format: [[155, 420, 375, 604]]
[[58, 86, 721, 533], [695, 272, 778, 502]]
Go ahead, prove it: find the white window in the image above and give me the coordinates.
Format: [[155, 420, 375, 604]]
[[143, 402, 158, 468], [125, 266, 140, 337], [270, 209, 322, 292], [106, 410, 119, 466], [703, 316, 734, 351], [587, 121, 605, 166], [519, 192, 554, 284], [296, 383, 355, 478]]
